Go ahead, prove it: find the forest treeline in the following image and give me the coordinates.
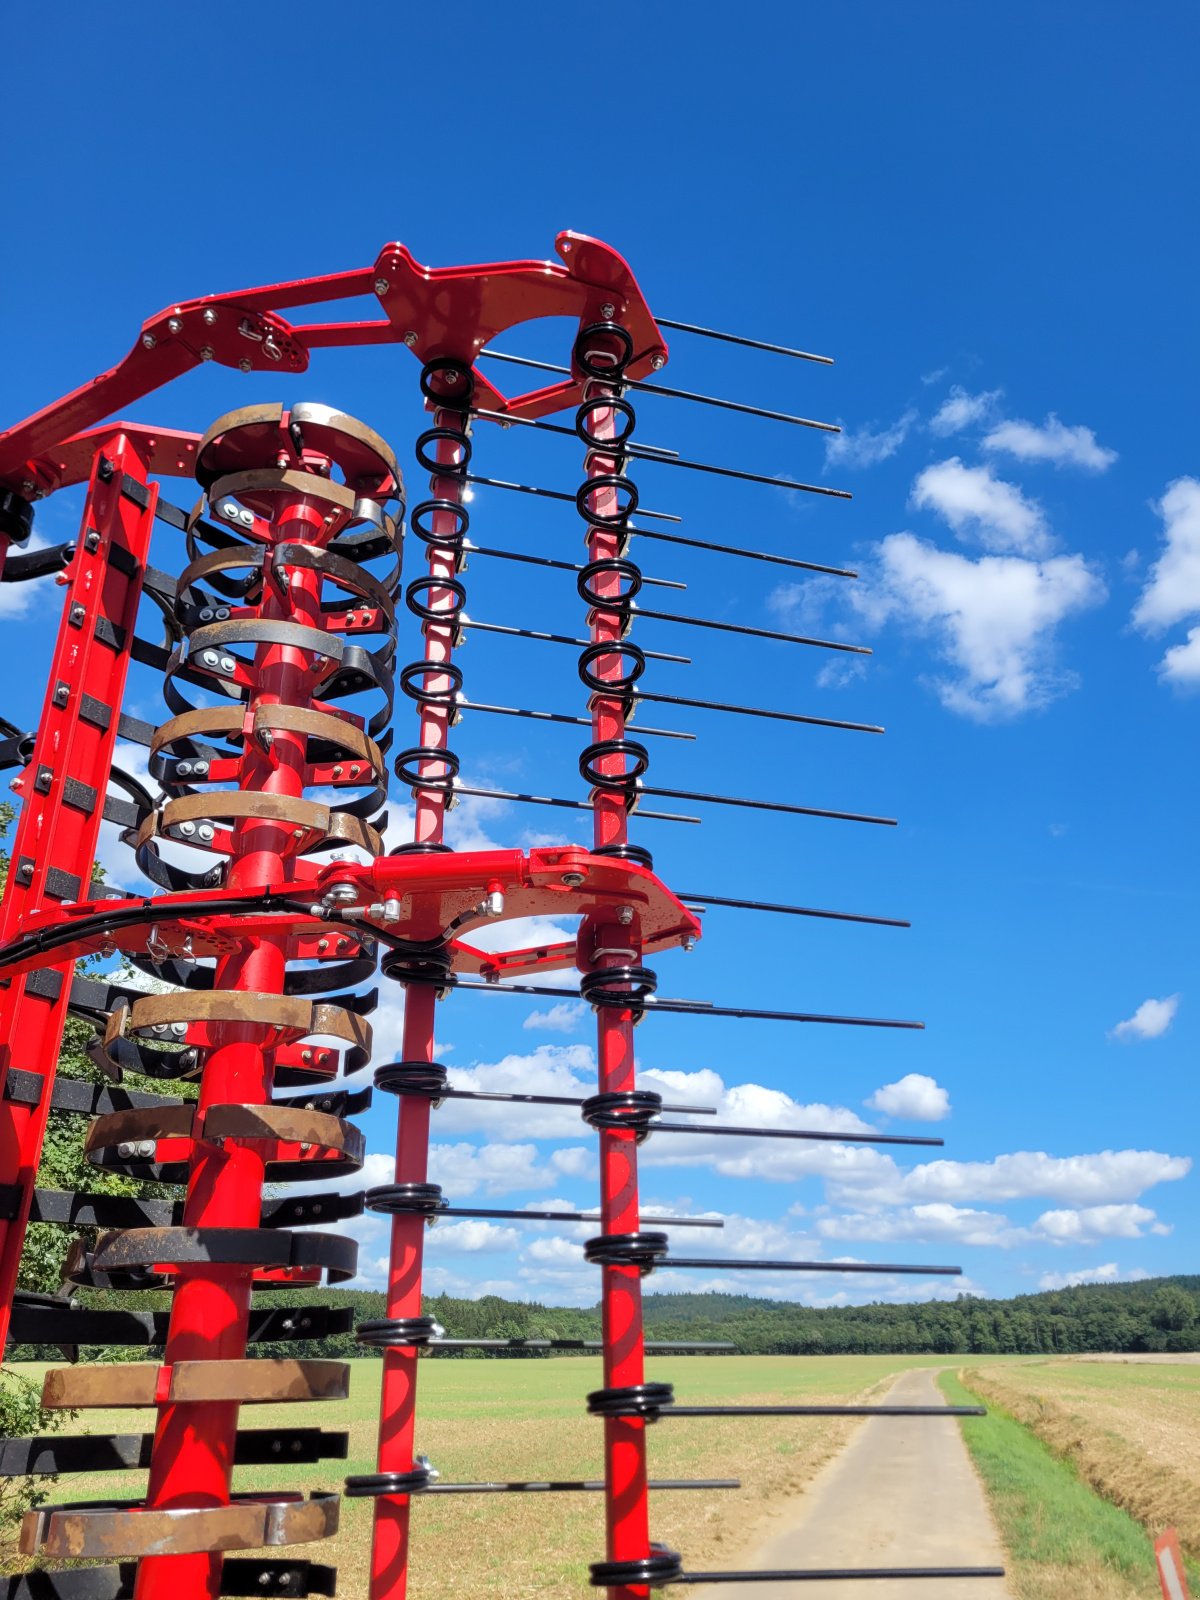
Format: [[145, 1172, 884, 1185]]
[[12, 1275, 1200, 1363]]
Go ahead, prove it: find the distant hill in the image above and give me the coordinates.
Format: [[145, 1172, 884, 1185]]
[[19, 1274, 1199, 1362]]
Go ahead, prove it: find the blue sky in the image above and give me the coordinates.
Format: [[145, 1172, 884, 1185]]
[[2, 2, 1196, 1308]]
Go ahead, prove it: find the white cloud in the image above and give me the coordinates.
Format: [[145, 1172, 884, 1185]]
[[825, 410, 917, 470], [854, 532, 1106, 720], [523, 1001, 586, 1034], [427, 1141, 564, 1197], [928, 386, 1003, 436], [818, 1202, 1016, 1248], [1109, 994, 1180, 1042], [0, 535, 53, 620], [1132, 479, 1200, 685], [910, 458, 1051, 555], [830, 1148, 1191, 1209], [866, 1073, 950, 1122], [1038, 1263, 1150, 1291], [1032, 1204, 1167, 1244], [983, 415, 1117, 472], [429, 1219, 521, 1253]]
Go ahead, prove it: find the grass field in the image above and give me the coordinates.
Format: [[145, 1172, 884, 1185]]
[[941, 1369, 1167, 1600], [965, 1357, 1200, 1565], [2, 1354, 966, 1596]]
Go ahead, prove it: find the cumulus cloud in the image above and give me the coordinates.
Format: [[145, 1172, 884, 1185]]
[[866, 1073, 950, 1122], [428, 1140, 565, 1197], [928, 387, 1004, 437], [824, 410, 917, 470], [829, 1148, 1191, 1210], [1132, 479, 1200, 685], [1032, 1204, 1168, 1243], [983, 415, 1117, 472], [1038, 1263, 1150, 1291], [910, 458, 1052, 555], [1109, 994, 1180, 1042], [853, 532, 1106, 720], [430, 1220, 521, 1254], [522, 1001, 586, 1034]]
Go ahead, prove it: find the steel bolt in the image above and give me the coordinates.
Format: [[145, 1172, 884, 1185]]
[[202, 308, 218, 326], [194, 761, 209, 776], [617, 905, 634, 926], [142, 333, 157, 349], [199, 346, 215, 362], [201, 650, 218, 666], [167, 317, 183, 335], [651, 354, 666, 370], [171, 1022, 187, 1037], [197, 823, 215, 842], [601, 303, 615, 319], [404, 330, 419, 347], [135, 1140, 155, 1158], [219, 656, 235, 673], [238, 358, 253, 373], [561, 871, 585, 887], [374, 278, 390, 295], [177, 761, 193, 777], [179, 821, 196, 837], [199, 608, 214, 622], [221, 502, 238, 519], [215, 607, 230, 620]]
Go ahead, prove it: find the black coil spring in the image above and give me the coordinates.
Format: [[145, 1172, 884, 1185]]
[[586, 1382, 675, 1421], [344, 1465, 433, 1498], [589, 1547, 684, 1589], [365, 1183, 447, 1216], [579, 964, 658, 1011], [574, 322, 647, 816], [356, 1315, 444, 1350], [580, 1090, 663, 1141], [397, 358, 474, 805], [379, 945, 455, 988], [583, 1231, 669, 1274], [373, 1060, 450, 1098]]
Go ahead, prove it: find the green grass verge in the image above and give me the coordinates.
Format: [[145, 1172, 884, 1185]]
[[940, 1369, 1169, 1598]]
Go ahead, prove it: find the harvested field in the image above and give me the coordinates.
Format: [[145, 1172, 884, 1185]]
[[2, 1354, 961, 1597], [964, 1358, 1200, 1561]]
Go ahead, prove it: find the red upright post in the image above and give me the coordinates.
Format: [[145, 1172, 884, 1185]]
[[0, 433, 155, 1344], [577, 326, 653, 1600], [133, 480, 332, 1600], [368, 366, 474, 1600]]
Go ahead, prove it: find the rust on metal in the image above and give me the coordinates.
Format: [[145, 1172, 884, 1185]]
[[21, 1489, 340, 1559], [41, 1358, 351, 1411]]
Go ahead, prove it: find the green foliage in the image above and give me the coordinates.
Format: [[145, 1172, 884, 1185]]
[[0, 1366, 72, 1530]]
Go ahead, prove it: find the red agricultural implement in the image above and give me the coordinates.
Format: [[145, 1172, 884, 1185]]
[[0, 234, 1002, 1599]]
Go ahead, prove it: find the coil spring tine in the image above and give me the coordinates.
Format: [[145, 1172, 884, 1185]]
[[472, 405, 681, 459], [466, 539, 686, 591], [478, 347, 842, 432], [652, 315, 835, 366], [628, 522, 858, 578], [464, 472, 682, 523], [462, 618, 691, 665], [676, 891, 908, 927], [631, 603, 870, 654], [462, 699, 695, 742], [632, 688, 883, 735], [450, 783, 700, 825]]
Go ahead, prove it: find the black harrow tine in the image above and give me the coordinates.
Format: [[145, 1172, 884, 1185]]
[[462, 618, 690, 665], [421, 1478, 739, 1494], [632, 688, 883, 736], [435, 1206, 722, 1227], [478, 348, 839, 431], [677, 892, 908, 928], [668, 1404, 986, 1418], [472, 406, 681, 459], [452, 981, 924, 1030], [677, 1566, 1007, 1584], [629, 523, 858, 579], [466, 472, 680, 523], [428, 1087, 717, 1114], [653, 316, 835, 366], [639, 785, 896, 827], [468, 540, 686, 592], [452, 784, 700, 826], [465, 699, 695, 742], [430, 1338, 735, 1351], [631, 605, 870, 654], [649, 1122, 942, 1148], [662, 1257, 961, 1275], [624, 444, 850, 500]]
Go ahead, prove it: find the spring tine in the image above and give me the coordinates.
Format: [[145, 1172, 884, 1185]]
[[421, 1478, 740, 1494], [625, 444, 850, 500], [680, 1568, 1008, 1585], [468, 540, 686, 592], [653, 316, 835, 366], [472, 406, 682, 460], [663, 1257, 960, 1275], [462, 618, 691, 664], [650, 1121, 942, 1148], [452, 783, 700, 825], [629, 523, 858, 579], [633, 689, 883, 735], [643, 784, 896, 827], [465, 699, 696, 742], [431, 1088, 717, 1114], [430, 1338, 735, 1351], [452, 980, 924, 1030], [668, 1405, 986, 1418], [478, 348, 839, 430], [676, 891, 908, 928], [632, 605, 870, 654], [436, 1205, 722, 1227], [465, 472, 681, 523]]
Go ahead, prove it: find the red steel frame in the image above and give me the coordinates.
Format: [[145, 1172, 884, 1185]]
[[0, 234, 696, 1600]]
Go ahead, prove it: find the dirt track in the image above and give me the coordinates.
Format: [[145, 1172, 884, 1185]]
[[715, 1368, 1012, 1599]]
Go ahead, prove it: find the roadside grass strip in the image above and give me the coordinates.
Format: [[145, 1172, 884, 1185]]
[[940, 1370, 1175, 1600]]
